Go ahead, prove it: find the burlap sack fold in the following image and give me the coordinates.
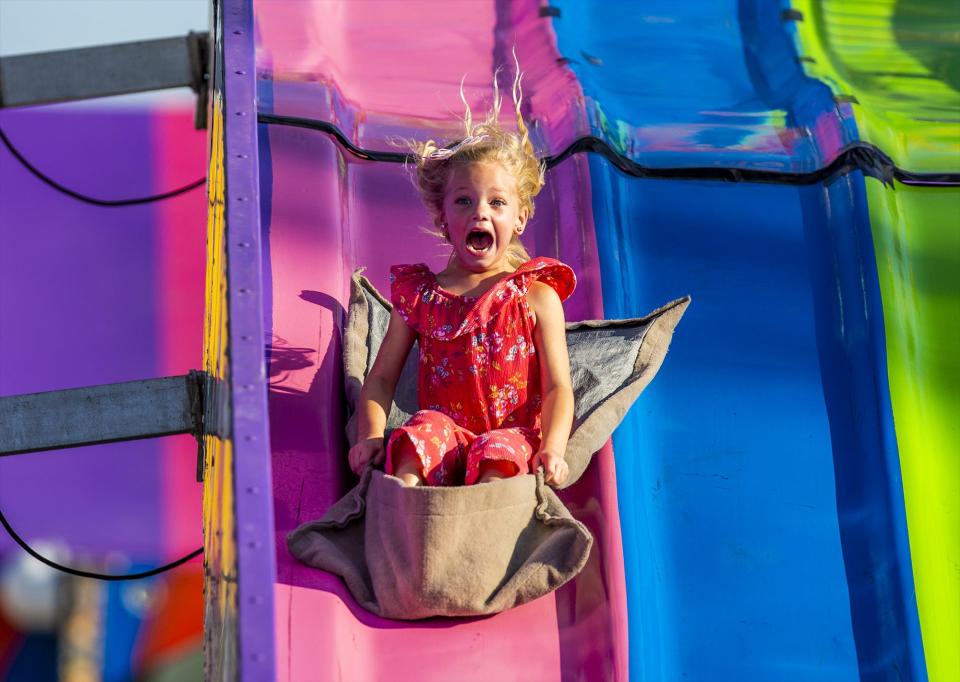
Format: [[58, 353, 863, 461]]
[[287, 269, 689, 619], [287, 467, 593, 619]]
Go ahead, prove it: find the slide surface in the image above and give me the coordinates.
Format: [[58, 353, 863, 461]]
[[206, 1, 958, 679]]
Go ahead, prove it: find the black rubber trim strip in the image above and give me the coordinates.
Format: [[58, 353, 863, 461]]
[[258, 113, 960, 188], [0, 126, 206, 206], [547, 136, 960, 187], [258, 114, 407, 163], [0, 502, 202, 581]]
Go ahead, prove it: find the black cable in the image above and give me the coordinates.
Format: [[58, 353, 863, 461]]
[[0, 126, 206, 207], [0, 503, 202, 581], [257, 112, 960, 188]]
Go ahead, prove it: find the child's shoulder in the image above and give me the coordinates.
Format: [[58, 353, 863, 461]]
[[389, 262, 432, 281], [515, 257, 577, 303], [389, 263, 434, 294]]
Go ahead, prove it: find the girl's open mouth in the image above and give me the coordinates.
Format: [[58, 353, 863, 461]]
[[465, 229, 494, 255]]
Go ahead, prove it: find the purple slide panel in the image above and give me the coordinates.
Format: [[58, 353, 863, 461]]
[[0, 108, 165, 559], [222, 0, 277, 678]]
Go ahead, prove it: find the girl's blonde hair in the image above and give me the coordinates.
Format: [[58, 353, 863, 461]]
[[405, 67, 545, 268]]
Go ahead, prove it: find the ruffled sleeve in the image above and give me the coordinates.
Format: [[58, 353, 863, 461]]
[[389, 264, 432, 333], [514, 257, 577, 302]]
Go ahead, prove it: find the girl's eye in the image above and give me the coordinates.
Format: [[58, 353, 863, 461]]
[[491, 198, 506, 207], [455, 197, 471, 205]]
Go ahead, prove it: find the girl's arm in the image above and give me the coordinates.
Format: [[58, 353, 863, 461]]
[[348, 308, 416, 473], [528, 281, 574, 485]]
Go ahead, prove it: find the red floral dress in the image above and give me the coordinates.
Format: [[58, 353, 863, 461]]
[[385, 257, 576, 486]]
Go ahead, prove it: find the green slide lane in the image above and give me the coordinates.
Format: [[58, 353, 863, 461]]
[[792, 0, 960, 173], [867, 180, 960, 682], [792, 2, 960, 679]]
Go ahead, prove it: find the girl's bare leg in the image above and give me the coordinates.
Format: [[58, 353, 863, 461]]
[[392, 448, 426, 487]]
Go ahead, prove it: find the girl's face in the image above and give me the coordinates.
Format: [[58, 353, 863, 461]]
[[440, 161, 528, 273]]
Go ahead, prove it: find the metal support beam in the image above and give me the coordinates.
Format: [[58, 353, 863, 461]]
[[0, 373, 205, 457], [0, 32, 209, 127]]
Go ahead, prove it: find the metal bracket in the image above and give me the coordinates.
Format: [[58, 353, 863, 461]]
[[0, 33, 210, 128], [0, 372, 214, 457], [188, 369, 208, 482], [187, 31, 211, 129]]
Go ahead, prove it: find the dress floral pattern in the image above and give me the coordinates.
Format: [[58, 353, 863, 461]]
[[384, 257, 576, 486]]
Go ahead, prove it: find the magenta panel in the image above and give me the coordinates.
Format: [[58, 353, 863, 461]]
[[255, 1, 628, 678], [254, 1, 591, 155]]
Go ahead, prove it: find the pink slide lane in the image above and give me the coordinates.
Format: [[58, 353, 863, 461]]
[[255, 2, 627, 679]]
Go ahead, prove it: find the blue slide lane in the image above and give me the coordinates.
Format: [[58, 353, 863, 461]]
[[553, 1, 925, 680], [591, 166, 856, 681], [547, 0, 860, 171]]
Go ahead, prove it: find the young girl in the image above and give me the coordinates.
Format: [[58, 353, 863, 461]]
[[348, 74, 574, 488]]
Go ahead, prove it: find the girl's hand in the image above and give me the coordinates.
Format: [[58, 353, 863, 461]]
[[531, 449, 569, 487], [349, 437, 385, 475]]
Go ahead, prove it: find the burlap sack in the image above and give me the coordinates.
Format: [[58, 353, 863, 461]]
[[287, 466, 593, 619], [287, 270, 689, 619]]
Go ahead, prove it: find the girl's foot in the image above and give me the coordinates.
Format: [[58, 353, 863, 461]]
[[392, 450, 425, 487], [476, 459, 519, 484], [398, 471, 423, 487]]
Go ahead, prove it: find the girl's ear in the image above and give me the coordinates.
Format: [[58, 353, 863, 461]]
[[515, 208, 529, 235]]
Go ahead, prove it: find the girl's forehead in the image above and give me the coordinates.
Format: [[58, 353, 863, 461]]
[[445, 160, 518, 192]]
